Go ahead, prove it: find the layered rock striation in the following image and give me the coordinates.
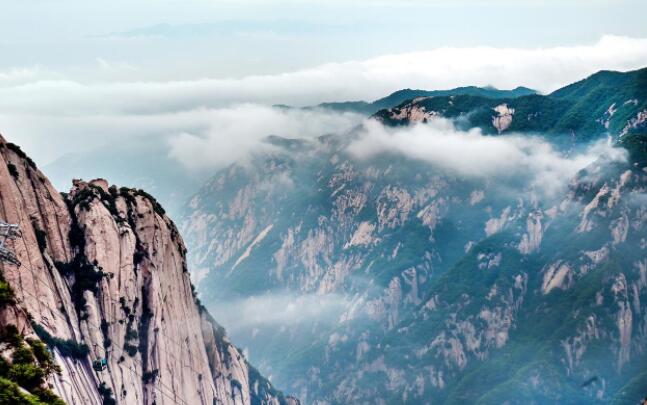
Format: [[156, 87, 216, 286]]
[[0, 135, 296, 405]]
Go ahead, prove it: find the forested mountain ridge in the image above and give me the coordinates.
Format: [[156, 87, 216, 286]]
[[373, 67, 647, 140], [181, 68, 647, 404]]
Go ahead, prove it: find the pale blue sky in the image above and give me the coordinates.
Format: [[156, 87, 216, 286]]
[[1, 0, 646, 80]]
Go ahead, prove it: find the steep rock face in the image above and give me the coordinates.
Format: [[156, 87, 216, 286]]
[[0, 135, 295, 405], [337, 155, 647, 404], [178, 70, 647, 403], [180, 126, 647, 403], [177, 133, 551, 402], [491, 103, 514, 133]]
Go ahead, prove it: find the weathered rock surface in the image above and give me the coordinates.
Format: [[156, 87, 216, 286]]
[[0, 135, 295, 405], [179, 126, 647, 404]]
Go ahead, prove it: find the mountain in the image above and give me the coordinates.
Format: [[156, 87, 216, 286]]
[[374, 67, 647, 139], [41, 86, 536, 218], [44, 136, 210, 218], [0, 135, 297, 405], [179, 69, 647, 404], [310, 86, 538, 115]]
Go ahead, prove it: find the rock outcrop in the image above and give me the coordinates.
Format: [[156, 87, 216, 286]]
[[179, 123, 647, 404], [0, 135, 296, 405]]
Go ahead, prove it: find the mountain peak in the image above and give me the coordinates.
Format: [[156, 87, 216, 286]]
[[0, 136, 297, 405]]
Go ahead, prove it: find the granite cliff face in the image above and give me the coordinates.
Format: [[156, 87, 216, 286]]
[[182, 133, 647, 403], [179, 70, 647, 404], [0, 135, 296, 405]]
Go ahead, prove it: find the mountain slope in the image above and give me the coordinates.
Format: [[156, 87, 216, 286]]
[[311, 86, 537, 115], [334, 149, 647, 404], [373, 67, 647, 139], [180, 69, 647, 404], [43, 136, 210, 218], [182, 130, 647, 403], [0, 135, 296, 405]]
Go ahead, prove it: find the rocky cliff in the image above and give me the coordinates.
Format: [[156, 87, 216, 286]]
[[178, 72, 647, 403], [183, 134, 647, 404], [0, 135, 296, 405]]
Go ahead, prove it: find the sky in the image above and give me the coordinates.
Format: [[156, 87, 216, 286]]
[[1, 0, 647, 165], [2, 0, 647, 80]]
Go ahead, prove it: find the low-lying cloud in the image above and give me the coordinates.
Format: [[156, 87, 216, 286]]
[[207, 292, 349, 334], [2, 36, 647, 114], [0, 104, 361, 169], [348, 118, 627, 196], [2, 35, 646, 166], [167, 104, 362, 170]]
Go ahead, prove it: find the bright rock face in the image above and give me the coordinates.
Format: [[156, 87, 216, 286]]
[[180, 122, 647, 404], [385, 103, 440, 124], [0, 136, 295, 405], [491, 103, 515, 133]]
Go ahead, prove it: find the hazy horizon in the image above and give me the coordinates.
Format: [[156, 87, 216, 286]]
[[1, 0, 647, 167]]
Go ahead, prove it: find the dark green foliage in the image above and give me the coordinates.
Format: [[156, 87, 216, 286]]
[[141, 369, 158, 383], [118, 187, 137, 206], [124, 326, 137, 341], [55, 255, 107, 317], [67, 216, 85, 251], [316, 85, 537, 115], [132, 188, 166, 216], [57, 198, 110, 318], [138, 286, 153, 365], [0, 377, 42, 405], [373, 67, 647, 140], [0, 269, 15, 307], [0, 325, 22, 347], [117, 186, 167, 217], [5, 142, 37, 169], [71, 187, 96, 212], [31, 322, 90, 359], [123, 343, 138, 357], [0, 281, 15, 306], [7, 363, 45, 391], [100, 320, 112, 348], [120, 297, 141, 357], [11, 345, 35, 365], [98, 382, 117, 405], [31, 388, 66, 405], [620, 132, 647, 168], [133, 249, 146, 266], [6, 163, 18, 180], [0, 358, 8, 377], [34, 227, 47, 253], [25, 339, 59, 376]]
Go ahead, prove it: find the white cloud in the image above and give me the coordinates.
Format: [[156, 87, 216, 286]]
[[0, 104, 361, 168], [0, 66, 60, 87], [1, 35, 645, 165], [1, 35, 646, 114], [167, 104, 362, 170], [347, 118, 627, 196], [207, 292, 349, 334]]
